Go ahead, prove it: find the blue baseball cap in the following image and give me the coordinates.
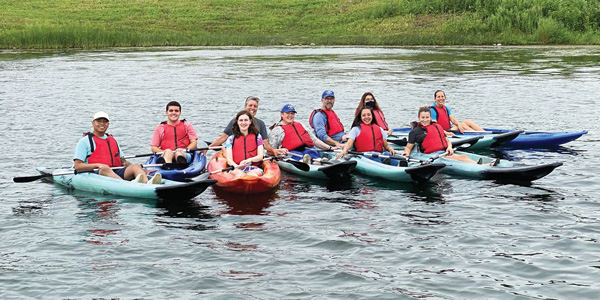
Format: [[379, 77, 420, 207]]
[[322, 90, 335, 98], [280, 104, 297, 113]]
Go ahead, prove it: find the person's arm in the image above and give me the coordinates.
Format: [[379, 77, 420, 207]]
[[150, 125, 163, 151], [209, 133, 229, 147], [311, 112, 332, 144], [335, 138, 355, 159], [267, 127, 288, 156], [184, 122, 199, 151], [445, 136, 454, 155], [381, 128, 395, 155], [402, 143, 414, 157]]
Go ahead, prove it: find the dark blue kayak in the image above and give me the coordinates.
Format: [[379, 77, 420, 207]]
[[481, 128, 588, 148], [392, 127, 587, 149], [144, 151, 207, 181]]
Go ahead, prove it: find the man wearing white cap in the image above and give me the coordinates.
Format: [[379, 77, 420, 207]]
[[73, 112, 160, 184], [309, 90, 347, 148], [269, 104, 338, 164]]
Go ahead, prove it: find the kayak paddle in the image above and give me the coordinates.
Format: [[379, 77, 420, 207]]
[[13, 163, 180, 183], [122, 146, 223, 159]]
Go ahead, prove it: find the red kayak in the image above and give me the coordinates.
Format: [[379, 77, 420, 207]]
[[207, 151, 281, 194]]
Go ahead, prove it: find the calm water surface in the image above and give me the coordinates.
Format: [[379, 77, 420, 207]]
[[0, 46, 598, 299]]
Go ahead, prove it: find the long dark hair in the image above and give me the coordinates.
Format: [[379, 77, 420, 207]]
[[354, 92, 382, 116], [351, 107, 379, 128], [232, 110, 259, 137]]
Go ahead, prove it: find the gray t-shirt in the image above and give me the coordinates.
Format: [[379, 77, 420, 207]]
[[223, 117, 268, 140]]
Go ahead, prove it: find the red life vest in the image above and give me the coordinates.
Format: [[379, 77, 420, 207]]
[[231, 133, 259, 165], [159, 120, 190, 150], [372, 110, 389, 131], [420, 123, 448, 154], [86, 133, 122, 167], [281, 122, 315, 151], [431, 105, 451, 130], [354, 123, 384, 152], [309, 109, 344, 137]]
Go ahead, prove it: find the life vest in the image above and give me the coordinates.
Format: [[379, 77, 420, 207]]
[[309, 109, 344, 137], [420, 123, 448, 154], [354, 123, 384, 152], [159, 120, 190, 150], [281, 122, 315, 151], [431, 105, 451, 130], [231, 133, 259, 165], [86, 133, 122, 167], [372, 110, 389, 131]]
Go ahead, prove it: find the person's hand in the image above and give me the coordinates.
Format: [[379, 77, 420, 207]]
[[386, 129, 393, 136], [447, 147, 454, 155], [334, 142, 344, 148], [389, 148, 396, 156], [331, 145, 342, 150], [274, 148, 288, 156], [144, 168, 158, 175], [335, 150, 346, 159], [402, 151, 409, 157], [445, 131, 455, 137]]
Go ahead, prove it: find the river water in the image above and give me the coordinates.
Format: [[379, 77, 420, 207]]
[[0, 46, 598, 299]]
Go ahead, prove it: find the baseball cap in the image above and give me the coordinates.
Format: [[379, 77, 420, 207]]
[[280, 104, 297, 113], [92, 111, 110, 121], [322, 90, 335, 98]]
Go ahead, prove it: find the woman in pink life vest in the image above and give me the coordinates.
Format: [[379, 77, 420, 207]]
[[403, 106, 497, 165], [430, 90, 484, 134], [336, 107, 397, 164], [224, 110, 265, 177], [354, 92, 392, 136]]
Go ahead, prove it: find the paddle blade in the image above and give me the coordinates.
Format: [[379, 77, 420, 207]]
[[13, 174, 46, 183], [285, 160, 310, 172], [190, 172, 211, 181]]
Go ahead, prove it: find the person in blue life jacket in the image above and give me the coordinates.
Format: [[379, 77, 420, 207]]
[[402, 106, 498, 165], [73, 112, 161, 184], [269, 104, 340, 164], [150, 101, 198, 164], [309, 90, 348, 148], [223, 110, 265, 177], [354, 92, 393, 136], [209, 96, 284, 156], [430, 90, 484, 134], [336, 107, 397, 164]]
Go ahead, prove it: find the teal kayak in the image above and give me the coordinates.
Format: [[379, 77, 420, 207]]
[[319, 150, 446, 183], [407, 151, 562, 182], [389, 129, 522, 150], [277, 159, 357, 180], [36, 167, 216, 200]]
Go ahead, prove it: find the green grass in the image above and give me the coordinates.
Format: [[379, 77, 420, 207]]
[[1, 0, 599, 49]]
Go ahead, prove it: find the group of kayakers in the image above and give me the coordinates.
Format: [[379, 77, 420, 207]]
[[74, 89, 494, 183]]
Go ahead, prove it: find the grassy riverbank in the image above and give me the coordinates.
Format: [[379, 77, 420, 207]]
[[2, 0, 599, 49]]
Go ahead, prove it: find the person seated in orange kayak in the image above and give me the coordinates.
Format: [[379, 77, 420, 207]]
[[430, 90, 484, 134], [269, 104, 339, 164], [354, 92, 392, 136], [223, 110, 265, 177], [74, 112, 159, 183], [403, 106, 498, 165], [150, 101, 198, 164], [336, 107, 397, 164]]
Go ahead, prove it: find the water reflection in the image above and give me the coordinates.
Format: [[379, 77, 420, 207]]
[[212, 187, 277, 216], [155, 199, 216, 231], [77, 197, 124, 245]]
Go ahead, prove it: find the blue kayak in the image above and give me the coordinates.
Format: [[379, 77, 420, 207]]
[[144, 151, 207, 181], [482, 128, 588, 148], [392, 127, 587, 149]]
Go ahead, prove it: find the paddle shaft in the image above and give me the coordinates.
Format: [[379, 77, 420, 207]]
[[13, 163, 167, 183], [122, 146, 222, 159]]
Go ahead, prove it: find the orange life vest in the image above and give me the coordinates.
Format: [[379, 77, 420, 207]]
[[87, 133, 122, 167], [354, 123, 384, 152], [281, 122, 315, 151]]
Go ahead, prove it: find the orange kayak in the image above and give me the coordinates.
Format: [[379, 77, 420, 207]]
[[207, 151, 281, 194]]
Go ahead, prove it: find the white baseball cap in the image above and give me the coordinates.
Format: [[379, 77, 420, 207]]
[[92, 111, 110, 122]]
